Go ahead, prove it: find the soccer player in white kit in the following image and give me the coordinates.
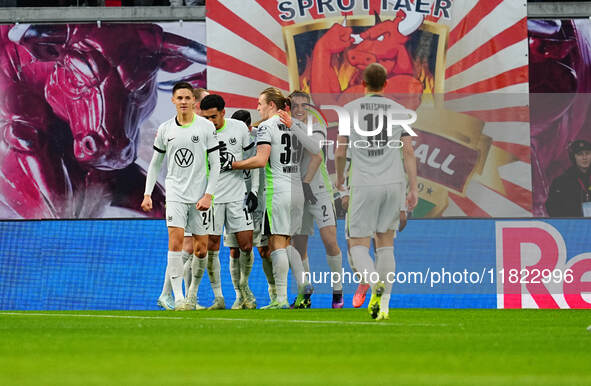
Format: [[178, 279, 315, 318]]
[[181, 87, 210, 310], [287, 91, 344, 309], [344, 159, 409, 308], [230, 87, 305, 309], [199, 94, 255, 310], [223, 110, 270, 309], [335, 64, 418, 320], [142, 82, 220, 311]]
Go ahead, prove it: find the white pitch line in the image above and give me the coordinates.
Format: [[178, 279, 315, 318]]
[[203, 317, 452, 327], [0, 313, 455, 327], [0, 312, 185, 320]]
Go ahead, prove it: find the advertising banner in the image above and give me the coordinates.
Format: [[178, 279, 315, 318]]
[[2, 218, 588, 310], [206, 0, 531, 217], [496, 220, 591, 309]]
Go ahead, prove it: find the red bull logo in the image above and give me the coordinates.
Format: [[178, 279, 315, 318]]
[[496, 221, 591, 309]]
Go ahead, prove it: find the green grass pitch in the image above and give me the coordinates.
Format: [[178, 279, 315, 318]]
[[1, 309, 590, 385]]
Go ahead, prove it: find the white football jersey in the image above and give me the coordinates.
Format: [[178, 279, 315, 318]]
[[214, 118, 252, 203], [256, 115, 302, 193], [243, 127, 266, 218], [243, 128, 265, 196], [296, 120, 332, 195], [343, 95, 406, 187], [153, 113, 218, 203]]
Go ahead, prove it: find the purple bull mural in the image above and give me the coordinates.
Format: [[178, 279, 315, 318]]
[[529, 19, 591, 217], [0, 22, 206, 219]]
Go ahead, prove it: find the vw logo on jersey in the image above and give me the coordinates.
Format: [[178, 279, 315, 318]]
[[191, 135, 199, 143], [174, 148, 194, 168], [229, 137, 237, 145], [220, 149, 236, 172]]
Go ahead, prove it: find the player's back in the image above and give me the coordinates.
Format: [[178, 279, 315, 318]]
[[344, 95, 406, 188], [256, 114, 302, 193]]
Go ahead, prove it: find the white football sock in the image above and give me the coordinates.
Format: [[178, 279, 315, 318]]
[[287, 245, 308, 289], [167, 251, 185, 302], [181, 250, 191, 264], [375, 246, 395, 314], [350, 245, 379, 289], [207, 250, 224, 299], [181, 251, 192, 294], [262, 256, 275, 285], [270, 248, 289, 304], [302, 256, 310, 273], [229, 256, 241, 298], [347, 249, 358, 274], [161, 266, 171, 297], [262, 256, 276, 300], [239, 250, 254, 290], [327, 252, 343, 292], [187, 256, 207, 301]]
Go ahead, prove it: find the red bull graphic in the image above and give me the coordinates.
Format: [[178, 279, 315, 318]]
[[0, 22, 206, 219], [283, 10, 436, 111], [206, 0, 531, 218], [496, 221, 591, 309], [303, 12, 426, 101]]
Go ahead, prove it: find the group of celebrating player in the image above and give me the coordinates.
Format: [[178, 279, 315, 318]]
[[141, 63, 418, 320]]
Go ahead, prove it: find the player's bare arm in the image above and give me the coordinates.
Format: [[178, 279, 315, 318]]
[[303, 151, 322, 184], [141, 195, 153, 212], [231, 144, 271, 169], [279, 110, 323, 155], [196, 194, 212, 211], [401, 135, 418, 211], [196, 127, 221, 211], [277, 109, 291, 129], [142, 149, 165, 212], [335, 135, 349, 190]]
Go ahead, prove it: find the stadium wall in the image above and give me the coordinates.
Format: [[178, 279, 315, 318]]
[[1, 219, 589, 310], [0, 2, 587, 23]]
